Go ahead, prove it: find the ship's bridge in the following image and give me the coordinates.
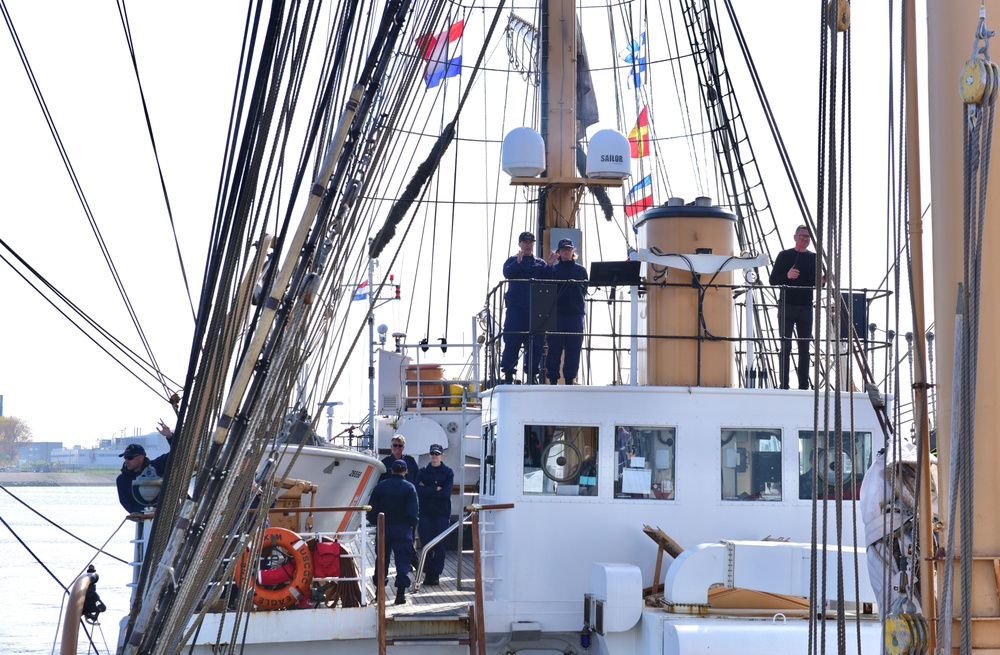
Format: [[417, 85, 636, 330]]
[[474, 382, 888, 633]]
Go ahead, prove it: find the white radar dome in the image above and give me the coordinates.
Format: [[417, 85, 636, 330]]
[[501, 127, 545, 177], [586, 129, 631, 179]]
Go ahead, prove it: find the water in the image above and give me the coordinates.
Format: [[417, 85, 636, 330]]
[[0, 486, 134, 655]]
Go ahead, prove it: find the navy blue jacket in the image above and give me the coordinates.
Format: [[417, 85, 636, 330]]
[[503, 253, 548, 308], [769, 248, 817, 306], [116, 452, 170, 514], [367, 474, 419, 528], [544, 259, 589, 315], [416, 463, 454, 518], [379, 454, 418, 484]]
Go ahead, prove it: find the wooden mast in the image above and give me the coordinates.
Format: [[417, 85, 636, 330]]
[[512, 1, 620, 252], [927, 0, 1000, 649], [541, 0, 581, 256]]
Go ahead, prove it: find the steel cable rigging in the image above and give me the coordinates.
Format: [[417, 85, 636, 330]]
[[0, 0, 177, 402]]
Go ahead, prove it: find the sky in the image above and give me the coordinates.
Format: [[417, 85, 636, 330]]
[[0, 2, 244, 444], [0, 0, 931, 446]]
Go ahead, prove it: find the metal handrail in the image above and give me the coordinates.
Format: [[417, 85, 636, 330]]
[[411, 503, 516, 592], [411, 513, 466, 592]]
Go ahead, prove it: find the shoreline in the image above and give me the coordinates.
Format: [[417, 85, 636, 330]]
[[0, 471, 118, 487]]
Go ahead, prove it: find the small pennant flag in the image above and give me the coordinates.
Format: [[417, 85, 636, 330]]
[[624, 175, 653, 217], [620, 31, 647, 89], [353, 280, 369, 301], [628, 106, 650, 158], [415, 20, 464, 89]]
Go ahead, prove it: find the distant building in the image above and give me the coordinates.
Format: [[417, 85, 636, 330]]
[[50, 432, 169, 471], [18, 442, 62, 471]]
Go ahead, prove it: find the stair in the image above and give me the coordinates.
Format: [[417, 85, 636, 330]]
[[385, 604, 476, 652]]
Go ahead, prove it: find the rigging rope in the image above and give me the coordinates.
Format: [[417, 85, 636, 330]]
[[0, 0, 173, 403], [0, 237, 183, 399], [948, 11, 999, 654], [115, 0, 197, 323]]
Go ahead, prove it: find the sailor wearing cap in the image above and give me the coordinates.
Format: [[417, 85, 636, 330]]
[[115, 420, 174, 514], [415, 443, 453, 586], [500, 231, 548, 384], [543, 238, 589, 384], [368, 457, 419, 604]]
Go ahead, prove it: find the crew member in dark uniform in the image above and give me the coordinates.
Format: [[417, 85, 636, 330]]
[[368, 459, 419, 604], [378, 434, 418, 483], [116, 419, 173, 514], [544, 238, 589, 384], [415, 443, 454, 586], [769, 225, 819, 390], [500, 231, 548, 384]]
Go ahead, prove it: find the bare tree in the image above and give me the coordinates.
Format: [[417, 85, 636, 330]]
[[0, 416, 33, 462]]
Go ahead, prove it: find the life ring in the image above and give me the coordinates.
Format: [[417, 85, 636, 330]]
[[236, 527, 313, 609]]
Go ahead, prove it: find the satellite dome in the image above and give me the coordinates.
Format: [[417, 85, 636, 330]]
[[501, 127, 545, 177], [586, 129, 631, 179]]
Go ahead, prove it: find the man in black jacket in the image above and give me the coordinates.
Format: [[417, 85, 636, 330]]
[[500, 231, 548, 383], [368, 459, 419, 604], [769, 226, 818, 390], [544, 238, 589, 384], [415, 443, 454, 586], [116, 419, 173, 514], [378, 434, 418, 484]]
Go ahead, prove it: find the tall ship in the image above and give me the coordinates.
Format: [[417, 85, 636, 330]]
[[5, 0, 995, 653]]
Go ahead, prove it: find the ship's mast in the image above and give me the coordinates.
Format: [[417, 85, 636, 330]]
[[927, 1, 1000, 649], [539, 0, 580, 256]]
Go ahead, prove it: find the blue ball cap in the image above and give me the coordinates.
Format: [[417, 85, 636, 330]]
[[557, 238, 575, 249], [391, 459, 408, 472], [119, 443, 146, 458], [429, 444, 444, 455], [518, 231, 535, 242]]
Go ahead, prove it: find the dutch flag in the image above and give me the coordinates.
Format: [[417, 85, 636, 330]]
[[416, 20, 464, 89]]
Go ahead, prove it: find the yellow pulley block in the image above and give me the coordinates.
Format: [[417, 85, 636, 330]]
[[884, 595, 929, 655], [884, 612, 916, 654], [827, 0, 850, 32], [961, 58, 988, 104]]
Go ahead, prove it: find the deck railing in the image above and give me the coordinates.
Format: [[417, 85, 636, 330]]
[[480, 278, 894, 392]]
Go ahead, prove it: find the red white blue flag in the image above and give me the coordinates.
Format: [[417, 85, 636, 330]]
[[624, 175, 653, 217], [416, 20, 464, 89], [352, 280, 369, 301]]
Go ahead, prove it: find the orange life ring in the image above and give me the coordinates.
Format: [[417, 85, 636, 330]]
[[236, 527, 313, 609]]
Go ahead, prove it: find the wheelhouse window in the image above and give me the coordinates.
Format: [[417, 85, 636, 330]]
[[720, 429, 782, 501], [614, 426, 676, 500], [523, 425, 598, 496], [798, 431, 873, 500]]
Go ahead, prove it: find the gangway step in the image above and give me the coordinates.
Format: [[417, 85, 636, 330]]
[[391, 611, 471, 623], [386, 637, 473, 646], [386, 605, 475, 651]]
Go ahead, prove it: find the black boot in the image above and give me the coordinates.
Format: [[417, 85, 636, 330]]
[[424, 573, 440, 586], [394, 586, 407, 605]]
